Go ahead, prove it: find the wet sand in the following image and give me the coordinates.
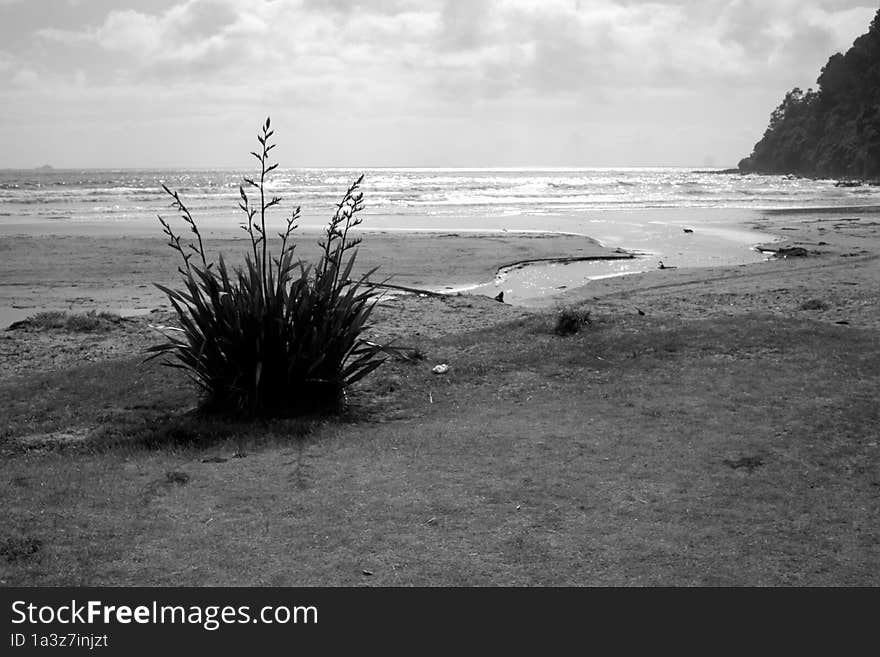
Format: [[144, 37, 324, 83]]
[[0, 204, 782, 324], [0, 229, 618, 329], [545, 205, 880, 330]]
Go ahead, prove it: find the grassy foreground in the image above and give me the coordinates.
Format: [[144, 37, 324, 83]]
[[1, 305, 877, 586]]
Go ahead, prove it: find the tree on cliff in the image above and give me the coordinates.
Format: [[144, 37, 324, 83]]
[[739, 8, 880, 179]]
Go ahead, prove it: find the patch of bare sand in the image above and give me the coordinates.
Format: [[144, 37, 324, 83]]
[[548, 206, 880, 330], [0, 295, 530, 380], [367, 293, 529, 343], [0, 316, 156, 379], [0, 230, 608, 326], [0, 230, 579, 379]]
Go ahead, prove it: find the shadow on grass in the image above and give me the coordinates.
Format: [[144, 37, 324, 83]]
[[86, 409, 323, 454], [0, 347, 414, 455], [3, 309, 876, 455]]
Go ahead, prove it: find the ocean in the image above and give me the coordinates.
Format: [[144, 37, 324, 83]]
[[2, 166, 878, 231], [2, 167, 878, 305]]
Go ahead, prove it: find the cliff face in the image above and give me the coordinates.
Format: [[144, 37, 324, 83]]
[[739, 9, 880, 180]]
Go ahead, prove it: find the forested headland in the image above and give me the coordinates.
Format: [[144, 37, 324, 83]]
[[739, 9, 880, 180]]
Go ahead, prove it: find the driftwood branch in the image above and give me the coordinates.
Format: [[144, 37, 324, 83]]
[[347, 280, 449, 298]]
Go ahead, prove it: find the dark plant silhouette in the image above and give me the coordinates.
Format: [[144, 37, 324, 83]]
[[147, 118, 387, 416], [554, 306, 591, 336]]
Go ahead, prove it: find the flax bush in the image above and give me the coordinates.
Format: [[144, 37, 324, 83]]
[[147, 118, 386, 416]]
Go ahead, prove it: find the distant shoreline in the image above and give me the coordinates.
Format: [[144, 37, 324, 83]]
[[763, 204, 880, 215]]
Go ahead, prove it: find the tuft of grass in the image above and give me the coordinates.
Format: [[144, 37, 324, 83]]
[[799, 298, 829, 311], [146, 118, 389, 417], [403, 347, 426, 362], [22, 311, 67, 330], [554, 306, 592, 336], [0, 536, 42, 563], [9, 310, 123, 333]]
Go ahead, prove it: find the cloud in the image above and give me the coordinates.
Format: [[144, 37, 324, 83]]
[[39, 0, 244, 69], [6, 0, 879, 166], [34, 0, 876, 96], [715, 0, 876, 74], [11, 69, 40, 88]]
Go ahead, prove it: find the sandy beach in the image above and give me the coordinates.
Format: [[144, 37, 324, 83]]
[[0, 228, 614, 375], [552, 205, 880, 325], [0, 228, 623, 325], [1, 205, 878, 377]]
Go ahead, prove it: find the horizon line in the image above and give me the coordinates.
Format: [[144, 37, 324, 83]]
[[1, 164, 737, 172]]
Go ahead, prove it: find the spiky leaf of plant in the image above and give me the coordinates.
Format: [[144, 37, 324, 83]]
[[146, 118, 386, 416]]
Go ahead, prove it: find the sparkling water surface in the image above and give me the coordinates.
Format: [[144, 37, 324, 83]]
[[2, 167, 877, 305], [2, 167, 878, 231]]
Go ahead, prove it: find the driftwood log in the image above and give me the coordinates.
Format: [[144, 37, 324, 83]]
[[348, 280, 449, 298]]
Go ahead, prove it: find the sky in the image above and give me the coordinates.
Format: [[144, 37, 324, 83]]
[[0, 0, 876, 168]]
